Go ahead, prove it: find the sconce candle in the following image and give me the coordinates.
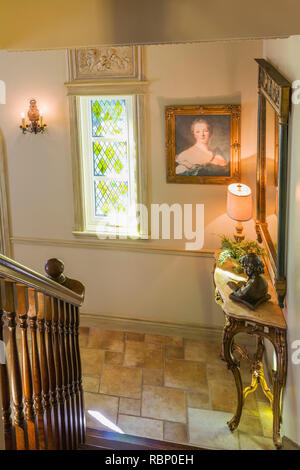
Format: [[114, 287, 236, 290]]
[[21, 113, 26, 129], [20, 99, 47, 134]]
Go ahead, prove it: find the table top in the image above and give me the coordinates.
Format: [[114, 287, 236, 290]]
[[214, 262, 286, 330]]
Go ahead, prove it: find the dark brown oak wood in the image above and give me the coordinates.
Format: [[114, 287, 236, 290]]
[[52, 298, 67, 449], [65, 302, 77, 449], [28, 288, 46, 450], [45, 259, 85, 298], [0, 257, 85, 450], [0, 281, 13, 450], [59, 300, 72, 449], [16, 285, 37, 450], [0, 255, 83, 306], [37, 292, 55, 449], [75, 306, 85, 443], [5, 281, 26, 450], [70, 304, 80, 445], [45, 296, 60, 449]]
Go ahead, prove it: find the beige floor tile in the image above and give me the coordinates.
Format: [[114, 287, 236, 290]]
[[165, 359, 208, 392], [100, 364, 142, 399], [126, 332, 145, 342], [79, 327, 89, 348], [255, 385, 272, 404], [88, 329, 124, 352], [119, 398, 141, 416], [105, 351, 124, 365], [185, 339, 221, 363], [124, 341, 163, 369], [145, 334, 183, 347], [142, 385, 186, 423], [143, 369, 163, 386], [166, 346, 184, 360], [81, 349, 105, 377], [238, 414, 263, 436], [188, 408, 239, 450], [258, 401, 273, 438], [187, 391, 210, 410], [164, 422, 188, 443], [206, 362, 235, 384], [239, 432, 274, 450], [209, 379, 259, 416], [118, 414, 163, 440], [85, 393, 119, 431], [82, 376, 99, 393]]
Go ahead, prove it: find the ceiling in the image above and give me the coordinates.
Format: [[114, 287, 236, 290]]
[[1, 0, 300, 51]]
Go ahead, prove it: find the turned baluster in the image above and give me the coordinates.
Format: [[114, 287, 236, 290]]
[[70, 304, 80, 446], [45, 296, 60, 449], [37, 292, 55, 449], [65, 303, 77, 449], [0, 280, 13, 449], [28, 288, 46, 449], [75, 306, 85, 443], [52, 297, 67, 449], [16, 285, 37, 450], [45, 258, 85, 448], [59, 300, 72, 449], [5, 281, 26, 449]]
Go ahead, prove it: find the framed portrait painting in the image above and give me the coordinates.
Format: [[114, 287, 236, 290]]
[[166, 105, 241, 184]]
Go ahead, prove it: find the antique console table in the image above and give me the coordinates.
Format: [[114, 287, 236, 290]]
[[214, 261, 287, 449]]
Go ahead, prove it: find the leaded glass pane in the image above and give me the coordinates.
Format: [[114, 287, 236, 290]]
[[94, 180, 129, 216], [93, 141, 127, 177], [91, 98, 127, 137]]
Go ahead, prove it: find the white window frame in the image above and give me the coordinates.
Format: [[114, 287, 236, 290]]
[[67, 80, 149, 241]]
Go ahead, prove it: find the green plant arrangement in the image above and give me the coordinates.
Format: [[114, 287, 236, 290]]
[[218, 235, 265, 273]]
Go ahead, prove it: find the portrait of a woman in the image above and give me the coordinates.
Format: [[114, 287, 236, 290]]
[[166, 105, 241, 184], [175, 117, 230, 176]]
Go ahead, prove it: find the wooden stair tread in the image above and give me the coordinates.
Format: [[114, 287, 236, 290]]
[[81, 427, 204, 450]]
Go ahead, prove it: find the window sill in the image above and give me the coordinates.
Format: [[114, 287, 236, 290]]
[[72, 230, 149, 241]]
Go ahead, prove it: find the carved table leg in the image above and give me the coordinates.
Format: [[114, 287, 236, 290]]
[[272, 328, 287, 450], [222, 316, 243, 431]]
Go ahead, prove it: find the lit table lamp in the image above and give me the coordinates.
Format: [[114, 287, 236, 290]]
[[227, 183, 252, 242]]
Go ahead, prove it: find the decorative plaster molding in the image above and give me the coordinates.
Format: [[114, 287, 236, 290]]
[[68, 45, 142, 81], [11, 236, 215, 258]]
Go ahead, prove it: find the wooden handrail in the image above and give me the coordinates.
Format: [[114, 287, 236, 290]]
[[0, 255, 84, 306], [0, 256, 86, 450]]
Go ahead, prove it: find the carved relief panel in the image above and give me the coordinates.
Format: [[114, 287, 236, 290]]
[[69, 46, 141, 81]]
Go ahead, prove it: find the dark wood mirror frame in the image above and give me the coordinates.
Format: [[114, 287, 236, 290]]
[[255, 59, 291, 308]]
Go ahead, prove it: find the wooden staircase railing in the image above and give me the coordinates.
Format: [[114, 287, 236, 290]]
[[0, 255, 85, 450]]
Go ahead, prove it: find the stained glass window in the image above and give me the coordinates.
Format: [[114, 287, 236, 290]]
[[91, 99, 127, 138], [78, 95, 139, 236]]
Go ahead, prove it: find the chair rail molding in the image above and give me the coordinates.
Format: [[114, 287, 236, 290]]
[[10, 236, 215, 258]]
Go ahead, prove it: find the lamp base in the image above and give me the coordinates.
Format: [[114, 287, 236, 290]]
[[234, 221, 245, 243]]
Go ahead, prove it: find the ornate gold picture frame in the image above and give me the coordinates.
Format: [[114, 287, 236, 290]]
[[255, 59, 291, 307], [166, 105, 241, 184]]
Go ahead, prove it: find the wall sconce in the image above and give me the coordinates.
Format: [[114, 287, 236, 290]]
[[227, 183, 253, 242], [20, 99, 47, 134]]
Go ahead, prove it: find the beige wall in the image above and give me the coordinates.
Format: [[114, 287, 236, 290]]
[[264, 36, 300, 445], [0, 0, 299, 51], [0, 40, 261, 327]]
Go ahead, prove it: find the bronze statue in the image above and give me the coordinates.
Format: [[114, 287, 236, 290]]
[[227, 253, 271, 310]]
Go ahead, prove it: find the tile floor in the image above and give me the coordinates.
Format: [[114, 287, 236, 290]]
[[79, 327, 275, 450]]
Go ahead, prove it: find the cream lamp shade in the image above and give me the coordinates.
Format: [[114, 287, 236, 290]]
[[227, 183, 252, 222]]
